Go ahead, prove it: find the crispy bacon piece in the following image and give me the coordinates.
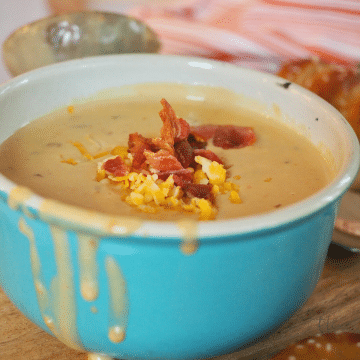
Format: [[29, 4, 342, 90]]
[[128, 133, 151, 170], [183, 183, 213, 200], [190, 124, 256, 149], [174, 139, 194, 168], [213, 125, 256, 149], [102, 156, 129, 177], [193, 149, 223, 164], [190, 124, 218, 141], [172, 176, 212, 200], [158, 169, 194, 183], [150, 137, 175, 155], [159, 98, 190, 146], [144, 149, 184, 173]]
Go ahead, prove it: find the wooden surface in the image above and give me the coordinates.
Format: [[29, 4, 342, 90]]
[[1, 243, 360, 360]]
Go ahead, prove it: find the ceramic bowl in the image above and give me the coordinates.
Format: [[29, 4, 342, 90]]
[[2, 11, 160, 77], [0, 55, 358, 360]]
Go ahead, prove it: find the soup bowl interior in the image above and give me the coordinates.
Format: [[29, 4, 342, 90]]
[[0, 54, 358, 360]]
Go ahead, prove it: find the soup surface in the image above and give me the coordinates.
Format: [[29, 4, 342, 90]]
[[0, 84, 334, 221]]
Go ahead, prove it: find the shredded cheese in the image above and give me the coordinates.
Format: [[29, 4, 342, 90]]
[[66, 139, 243, 220], [94, 152, 242, 220]]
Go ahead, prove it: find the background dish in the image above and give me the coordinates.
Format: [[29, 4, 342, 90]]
[[2, 11, 160, 77]]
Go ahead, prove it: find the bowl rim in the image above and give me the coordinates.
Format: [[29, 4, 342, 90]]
[[0, 54, 359, 241]]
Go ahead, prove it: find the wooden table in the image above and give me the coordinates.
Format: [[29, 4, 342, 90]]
[[1, 244, 360, 360]]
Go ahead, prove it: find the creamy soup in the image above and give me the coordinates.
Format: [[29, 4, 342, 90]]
[[0, 84, 334, 221]]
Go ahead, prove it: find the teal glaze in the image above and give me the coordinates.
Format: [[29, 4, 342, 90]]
[[0, 55, 358, 360], [0, 198, 340, 359]]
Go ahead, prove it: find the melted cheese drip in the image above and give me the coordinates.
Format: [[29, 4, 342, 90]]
[[105, 256, 129, 343], [18, 218, 82, 350], [78, 234, 99, 301], [177, 219, 199, 255], [49, 225, 83, 350], [14, 194, 132, 355], [18, 218, 49, 318], [8, 186, 33, 211]]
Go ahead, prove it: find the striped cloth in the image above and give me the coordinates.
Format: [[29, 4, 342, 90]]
[[122, 0, 360, 71]]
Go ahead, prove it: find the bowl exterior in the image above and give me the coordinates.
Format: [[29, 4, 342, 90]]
[[0, 198, 337, 359]]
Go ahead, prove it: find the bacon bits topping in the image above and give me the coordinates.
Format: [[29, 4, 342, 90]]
[[67, 98, 256, 220], [174, 140, 195, 168], [190, 124, 218, 141], [101, 156, 130, 178], [213, 125, 256, 149], [128, 133, 151, 170], [182, 183, 213, 200], [159, 168, 194, 183], [144, 149, 183, 173], [159, 98, 190, 145], [269, 332, 360, 359], [191, 124, 256, 149]]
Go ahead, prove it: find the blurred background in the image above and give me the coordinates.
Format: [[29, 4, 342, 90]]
[[1, 0, 359, 84]]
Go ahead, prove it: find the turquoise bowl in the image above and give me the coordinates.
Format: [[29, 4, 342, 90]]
[[0, 55, 358, 360]]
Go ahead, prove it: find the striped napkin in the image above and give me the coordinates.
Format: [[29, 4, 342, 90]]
[[123, 0, 360, 70]]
